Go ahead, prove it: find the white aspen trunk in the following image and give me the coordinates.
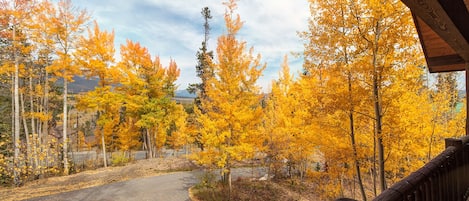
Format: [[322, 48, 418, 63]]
[[101, 133, 107, 167], [11, 74, 14, 152], [39, 67, 49, 177], [20, 92, 32, 168], [228, 168, 232, 197], [63, 78, 69, 175], [146, 129, 153, 159], [29, 75, 39, 171], [13, 21, 21, 186], [43, 69, 49, 142], [29, 75, 36, 136]]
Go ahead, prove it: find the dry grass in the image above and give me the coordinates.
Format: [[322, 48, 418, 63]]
[[192, 179, 321, 201], [0, 157, 197, 201]]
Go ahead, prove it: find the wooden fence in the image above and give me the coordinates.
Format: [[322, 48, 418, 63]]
[[374, 136, 469, 201]]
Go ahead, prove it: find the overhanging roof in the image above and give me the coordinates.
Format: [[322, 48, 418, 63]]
[[401, 0, 469, 73]]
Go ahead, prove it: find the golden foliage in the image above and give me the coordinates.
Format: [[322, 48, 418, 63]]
[[194, 1, 266, 185]]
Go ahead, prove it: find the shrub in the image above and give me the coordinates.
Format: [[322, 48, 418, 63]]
[[195, 171, 217, 189], [111, 153, 130, 166]]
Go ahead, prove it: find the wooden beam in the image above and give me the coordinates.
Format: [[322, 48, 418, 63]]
[[415, 17, 457, 58], [401, 0, 469, 61], [438, 0, 469, 42], [427, 54, 466, 67], [428, 63, 466, 73]]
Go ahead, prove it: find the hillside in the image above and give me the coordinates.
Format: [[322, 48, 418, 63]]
[[57, 76, 196, 99]]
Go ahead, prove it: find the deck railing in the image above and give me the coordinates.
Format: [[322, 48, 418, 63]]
[[374, 136, 469, 201]]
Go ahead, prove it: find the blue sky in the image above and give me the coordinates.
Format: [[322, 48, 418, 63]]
[[73, 0, 311, 92]]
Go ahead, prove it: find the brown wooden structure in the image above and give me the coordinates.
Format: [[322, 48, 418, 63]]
[[374, 136, 469, 200], [406, 0, 469, 73], [401, 0, 469, 133], [373, 0, 469, 200]]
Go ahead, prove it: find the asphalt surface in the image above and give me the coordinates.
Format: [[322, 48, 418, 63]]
[[25, 167, 267, 201], [25, 171, 202, 201]]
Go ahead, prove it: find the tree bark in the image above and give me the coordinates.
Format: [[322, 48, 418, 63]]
[[63, 78, 69, 175], [348, 81, 366, 200], [40, 65, 50, 177], [228, 167, 232, 199], [373, 51, 386, 192], [20, 92, 32, 168], [368, 19, 386, 192], [29, 75, 39, 171], [13, 21, 21, 186], [146, 129, 153, 159], [343, 28, 366, 199], [372, 121, 377, 197], [29, 75, 36, 137], [101, 132, 107, 167]]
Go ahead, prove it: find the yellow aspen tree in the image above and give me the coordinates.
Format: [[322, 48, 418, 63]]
[[263, 56, 294, 177], [76, 21, 117, 87], [263, 78, 289, 176], [77, 88, 124, 163], [7, 0, 60, 178], [377, 62, 429, 183], [2, 0, 65, 181], [447, 98, 466, 138], [264, 55, 317, 180], [21, 4, 41, 174], [46, 0, 89, 175], [349, 0, 420, 192], [30, 1, 57, 171], [118, 40, 181, 158], [118, 40, 155, 157], [116, 117, 140, 154], [75, 20, 116, 167], [167, 104, 189, 152], [1, 0, 37, 184], [425, 73, 465, 160], [23, 2, 63, 174], [301, 0, 374, 198], [147, 59, 181, 156], [298, 62, 362, 199], [195, 0, 265, 193], [304, 0, 422, 194]]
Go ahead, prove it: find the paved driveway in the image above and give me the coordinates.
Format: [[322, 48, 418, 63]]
[[26, 171, 202, 201], [25, 167, 266, 201]]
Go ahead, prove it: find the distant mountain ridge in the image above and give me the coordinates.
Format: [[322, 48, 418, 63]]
[[175, 89, 196, 98], [60, 76, 196, 98], [61, 76, 467, 99], [58, 76, 99, 93]]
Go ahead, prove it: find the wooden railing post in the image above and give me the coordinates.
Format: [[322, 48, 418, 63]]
[[445, 137, 469, 200], [460, 135, 469, 200], [374, 136, 469, 201], [445, 138, 463, 149], [461, 143, 469, 200]]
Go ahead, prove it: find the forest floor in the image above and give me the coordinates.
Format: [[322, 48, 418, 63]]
[[190, 179, 323, 201], [0, 156, 197, 201]]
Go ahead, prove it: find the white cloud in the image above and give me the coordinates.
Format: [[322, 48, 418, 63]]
[[73, 0, 310, 92]]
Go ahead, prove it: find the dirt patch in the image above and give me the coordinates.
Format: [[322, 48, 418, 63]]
[[0, 156, 197, 201], [192, 179, 321, 201]]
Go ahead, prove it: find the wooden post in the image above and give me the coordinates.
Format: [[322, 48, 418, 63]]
[[466, 62, 469, 135], [445, 137, 463, 149]]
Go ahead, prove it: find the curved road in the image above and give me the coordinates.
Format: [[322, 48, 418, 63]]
[[26, 171, 202, 201], [25, 168, 265, 201]]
